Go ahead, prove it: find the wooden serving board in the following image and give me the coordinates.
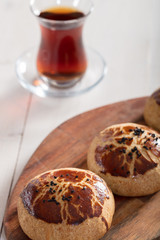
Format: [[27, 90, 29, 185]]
[[4, 97, 160, 240]]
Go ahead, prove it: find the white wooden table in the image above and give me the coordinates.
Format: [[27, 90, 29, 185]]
[[0, 0, 160, 239]]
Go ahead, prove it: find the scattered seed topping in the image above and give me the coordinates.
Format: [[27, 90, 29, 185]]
[[50, 181, 54, 186], [62, 195, 70, 202], [110, 144, 113, 148], [54, 176, 57, 179], [129, 138, 133, 141], [118, 137, 128, 144], [131, 146, 137, 152], [46, 184, 49, 187], [119, 149, 126, 153], [136, 150, 141, 158], [59, 189, 62, 193], [144, 138, 150, 144], [86, 178, 90, 181], [143, 146, 149, 150], [128, 152, 133, 159], [133, 127, 144, 136], [75, 175, 78, 178], [48, 197, 59, 205], [35, 190, 39, 193]]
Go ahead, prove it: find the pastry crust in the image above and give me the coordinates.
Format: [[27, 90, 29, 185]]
[[144, 89, 160, 131], [87, 123, 160, 196], [17, 168, 115, 240]]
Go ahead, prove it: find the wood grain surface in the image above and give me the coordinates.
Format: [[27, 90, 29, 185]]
[[4, 97, 160, 240]]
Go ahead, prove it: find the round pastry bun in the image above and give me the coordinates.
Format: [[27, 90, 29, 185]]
[[144, 88, 160, 131], [17, 168, 115, 240], [87, 123, 160, 197]]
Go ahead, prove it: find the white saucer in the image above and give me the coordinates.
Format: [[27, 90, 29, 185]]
[[16, 47, 107, 97]]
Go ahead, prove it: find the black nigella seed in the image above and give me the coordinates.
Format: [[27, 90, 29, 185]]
[[54, 176, 57, 179], [129, 129, 133, 132], [86, 178, 90, 181], [136, 150, 141, 158], [46, 184, 49, 187], [128, 152, 133, 159], [121, 166, 124, 170], [134, 168, 137, 172], [56, 202, 60, 205], [126, 171, 130, 175], [75, 176, 78, 178], [53, 183, 57, 186], [143, 146, 149, 150], [131, 146, 137, 152], [50, 181, 54, 186], [71, 190, 74, 193], [68, 196, 72, 199], [60, 175, 63, 177], [35, 190, 39, 193], [110, 145, 113, 148], [152, 134, 155, 138], [59, 189, 62, 192], [133, 128, 144, 136], [77, 196, 80, 199], [53, 190, 56, 193], [66, 174, 69, 176], [155, 143, 158, 146], [82, 187, 86, 190]]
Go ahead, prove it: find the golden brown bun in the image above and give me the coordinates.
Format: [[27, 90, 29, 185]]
[[17, 168, 115, 240], [87, 123, 160, 197], [144, 89, 160, 131]]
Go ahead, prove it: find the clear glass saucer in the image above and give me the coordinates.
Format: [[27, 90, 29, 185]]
[[16, 47, 107, 97]]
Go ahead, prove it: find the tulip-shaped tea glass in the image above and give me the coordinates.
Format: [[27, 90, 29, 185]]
[[16, 0, 107, 97]]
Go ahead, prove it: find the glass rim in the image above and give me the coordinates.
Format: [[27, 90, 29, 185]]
[[30, 0, 94, 25]]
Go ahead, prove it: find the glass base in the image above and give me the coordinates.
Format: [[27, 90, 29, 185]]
[[16, 47, 107, 97]]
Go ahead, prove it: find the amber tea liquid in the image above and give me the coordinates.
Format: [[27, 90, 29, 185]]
[[37, 6, 87, 87]]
